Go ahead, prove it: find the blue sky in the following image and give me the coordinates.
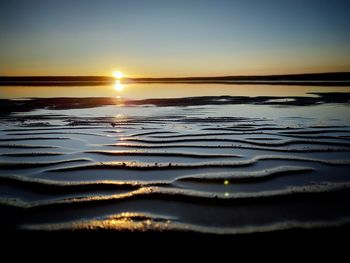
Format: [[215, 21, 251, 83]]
[[1, 0, 349, 76]]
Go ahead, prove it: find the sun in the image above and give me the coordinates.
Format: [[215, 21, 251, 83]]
[[113, 71, 123, 80]]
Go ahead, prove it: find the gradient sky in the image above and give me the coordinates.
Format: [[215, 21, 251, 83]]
[[1, 0, 350, 77]]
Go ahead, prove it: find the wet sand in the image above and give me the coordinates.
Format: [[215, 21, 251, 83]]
[[1, 92, 350, 115], [0, 89, 349, 259], [0, 94, 349, 235]]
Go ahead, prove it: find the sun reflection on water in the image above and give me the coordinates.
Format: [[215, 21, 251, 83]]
[[115, 113, 126, 119], [114, 80, 124, 92], [114, 94, 125, 107], [113, 113, 127, 123]]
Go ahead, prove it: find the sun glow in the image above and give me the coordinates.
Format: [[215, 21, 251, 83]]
[[113, 71, 123, 80]]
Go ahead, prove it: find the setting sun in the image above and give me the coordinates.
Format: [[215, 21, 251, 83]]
[[113, 71, 123, 79]]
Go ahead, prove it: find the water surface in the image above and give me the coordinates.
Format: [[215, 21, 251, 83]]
[[2, 82, 350, 99], [0, 83, 350, 234]]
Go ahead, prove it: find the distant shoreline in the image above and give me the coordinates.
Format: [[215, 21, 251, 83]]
[[1, 72, 350, 86]]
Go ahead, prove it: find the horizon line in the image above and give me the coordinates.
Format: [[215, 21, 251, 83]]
[[1, 71, 350, 79], [1, 72, 350, 87]]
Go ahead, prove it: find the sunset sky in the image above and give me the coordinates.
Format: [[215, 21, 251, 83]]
[[1, 0, 349, 77]]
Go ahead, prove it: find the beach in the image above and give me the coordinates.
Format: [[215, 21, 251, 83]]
[[1, 82, 350, 237]]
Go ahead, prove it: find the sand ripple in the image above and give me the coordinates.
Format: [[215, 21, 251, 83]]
[[1, 101, 350, 234]]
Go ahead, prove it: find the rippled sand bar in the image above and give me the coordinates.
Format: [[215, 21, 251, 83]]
[[1, 87, 350, 235]]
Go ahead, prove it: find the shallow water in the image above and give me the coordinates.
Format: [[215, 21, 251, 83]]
[[1, 82, 350, 99], [0, 84, 350, 234]]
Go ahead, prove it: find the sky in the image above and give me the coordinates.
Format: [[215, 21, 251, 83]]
[[0, 0, 350, 77]]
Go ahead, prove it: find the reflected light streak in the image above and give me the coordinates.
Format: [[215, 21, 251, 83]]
[[114, 80, 124, 91]]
